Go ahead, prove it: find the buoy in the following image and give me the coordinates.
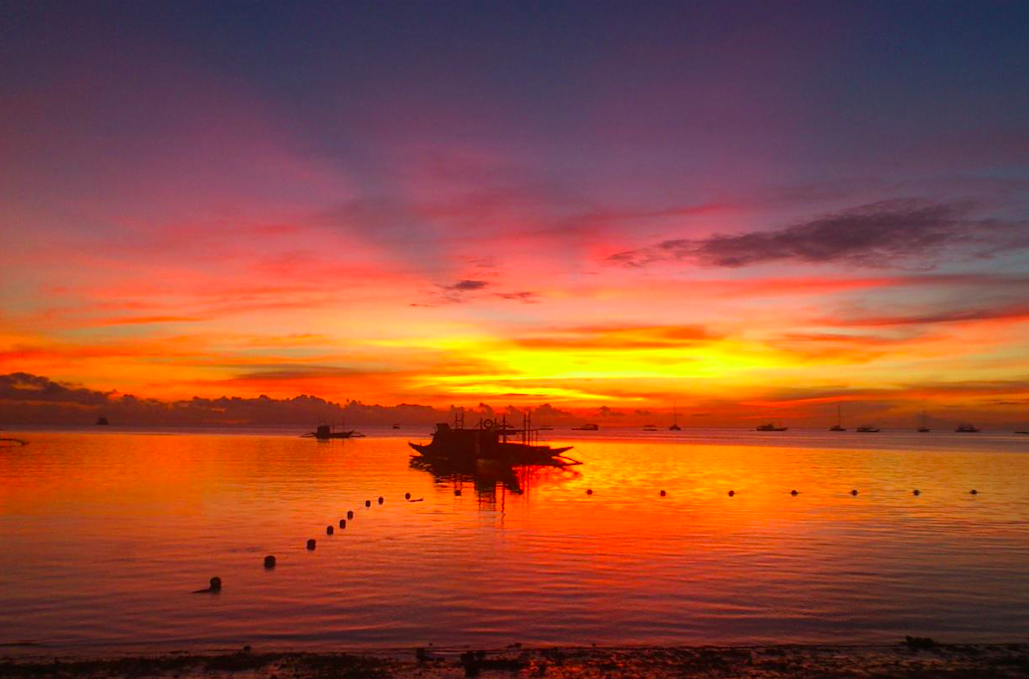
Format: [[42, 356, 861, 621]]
[[264, 555, 276, 569], [586, 489, 593, 495], [209, 576, 222, 592], [347, 510, 354, 519], [326, 525, 334, 535], [790, 490, 799, 496], [339, 519, 347, 528], [970, 489, 978, 495], [660, 490, 667, 497], [405, 492, 411, 500], [728, 490, 735, 497], [913, 489, 921, 496], [378, 496, 384, 505], [365, 500, 371, 507], [307, 539, 316, 550], [851, 489, 859, 496]]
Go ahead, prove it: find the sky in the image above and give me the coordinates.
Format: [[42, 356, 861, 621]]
[[2, 1, 1029, 426]]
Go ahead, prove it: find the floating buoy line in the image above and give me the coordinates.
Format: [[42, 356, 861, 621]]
[[191, 483, 985, 593]]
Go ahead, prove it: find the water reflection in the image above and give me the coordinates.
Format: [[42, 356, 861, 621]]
[[410, 454, 582, 506]]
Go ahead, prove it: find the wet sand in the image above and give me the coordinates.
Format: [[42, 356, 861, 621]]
[[3, 643, 1029, 678]]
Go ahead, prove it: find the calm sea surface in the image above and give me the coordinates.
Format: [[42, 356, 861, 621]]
[[2, 427, 1029, 652]]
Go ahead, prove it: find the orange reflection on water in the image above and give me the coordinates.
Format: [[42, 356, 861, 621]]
[[1, 430, 1028, 651]]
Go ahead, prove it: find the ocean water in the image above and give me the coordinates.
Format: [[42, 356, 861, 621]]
[[1, 427, 1028, 653]]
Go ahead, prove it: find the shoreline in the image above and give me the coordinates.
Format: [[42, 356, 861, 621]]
[[4, 642, 1029, 678]]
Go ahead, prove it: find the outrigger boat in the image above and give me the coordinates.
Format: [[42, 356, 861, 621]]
[[410, 412, 579, 467], [302, 424, 363, 440]]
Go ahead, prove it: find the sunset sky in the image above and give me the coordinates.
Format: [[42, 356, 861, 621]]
[[3, 1, 1029, 424]]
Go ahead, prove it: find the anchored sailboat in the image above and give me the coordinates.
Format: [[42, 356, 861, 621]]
[[830, 404, 846, 432]]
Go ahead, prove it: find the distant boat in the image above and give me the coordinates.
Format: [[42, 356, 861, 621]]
[[538, 425, 554, 431], [392, 423, 401, 430], [1016, 409, 1028, 434], [572, 423, 599, 431], [955, 423, 980, 433], [95, 416, 110, 426], [856, 425, 880, 433], [642, 424, 658, 431], [830, 404, 846, 431], [669, 403, 681, 431], [303, 424, 361, 440], [756, 422, 787, 431], [917, 410, 930, 433]]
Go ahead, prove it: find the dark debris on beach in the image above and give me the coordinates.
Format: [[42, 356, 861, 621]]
[[3, 644, 1029, 679]]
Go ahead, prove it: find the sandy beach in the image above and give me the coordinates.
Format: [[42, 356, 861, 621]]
[[4, 643, 1029, 678]]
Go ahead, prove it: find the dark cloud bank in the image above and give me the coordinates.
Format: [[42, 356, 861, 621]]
[[609, 199, 1029, 269], [0, 373, 575, 427]]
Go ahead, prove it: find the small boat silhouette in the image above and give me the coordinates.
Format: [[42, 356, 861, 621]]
[[955, 423, 980, 433], [572, 423, 599, 431], [917, 410, 930, 433], [302, 424, 361, 439], [830, 404, 846, 431], [669, 403, 681, 431], [756, 422, 787, 431], [642, 424, 658, 431], [856, 425, 880, 433], [95, 416, 110, 426]]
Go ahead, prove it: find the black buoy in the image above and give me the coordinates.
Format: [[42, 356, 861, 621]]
[[728, 490, 735, 497], [264, 555, 276, 569], [913, 489, 921, 496], [586, 489, 593, 495], [790, 489, 799, 496], [970, 489, 978, 495], [660, 490, 667, 497], [365, 500, 371, 507], [378, 496, 384, 505], [347, 510, 354, 519], [307, 538, 316, 550], [405, 492, 411, 500], [326, 525, 334, 535], [339, 519, 347, 529], [851, 489, 859, 496]]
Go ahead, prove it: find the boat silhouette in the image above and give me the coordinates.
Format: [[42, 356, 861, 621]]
[[95, 416, 110, 426], [756, 422, 787, 431], [571, 423, 599, 431], [955, 423, 980, 433], [410, 413, 578, 467], [856, 424, 881, 433], [302, 424, 362, 440], [917, 410, 930, 433], [830, 404, 846, 431]]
